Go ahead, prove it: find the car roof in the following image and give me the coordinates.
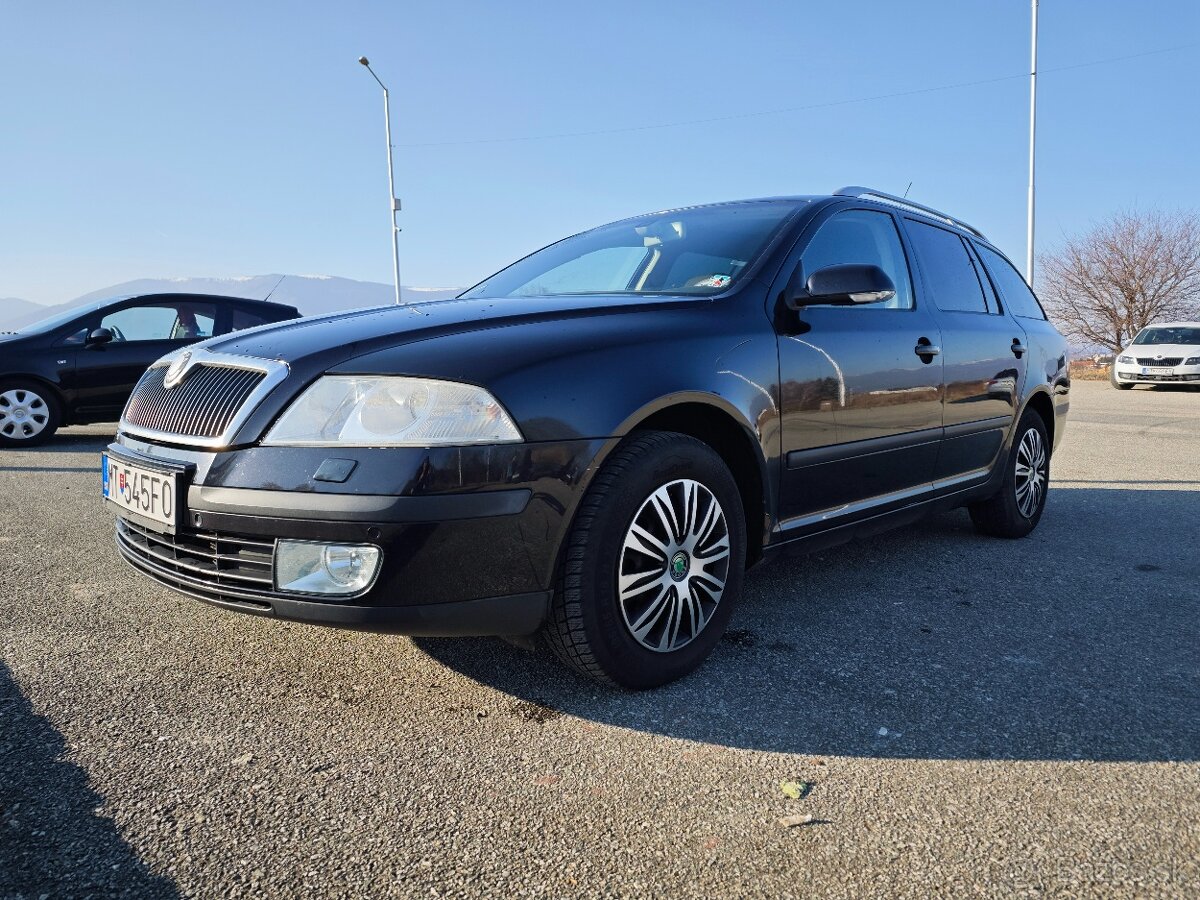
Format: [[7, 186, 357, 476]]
[[1142, 321, 1200, 328], [658, 192, 989, 244], [102, 292, 297, 311]]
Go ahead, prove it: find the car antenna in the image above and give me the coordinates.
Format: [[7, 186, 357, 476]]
[[261, 274, 286, 302], [903, 182, 913, 198]]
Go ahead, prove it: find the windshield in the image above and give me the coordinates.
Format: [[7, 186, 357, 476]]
[[462, 201, 803, 300], [1132, 326, 1200, 345], [16, 299, 114, 334]]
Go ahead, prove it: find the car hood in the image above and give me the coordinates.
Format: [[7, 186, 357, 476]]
[[1121, 344, 1198, 358], [200, 294, 692, 369]]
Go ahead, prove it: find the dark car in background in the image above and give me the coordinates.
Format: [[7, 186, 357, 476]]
[[0, 293, 300, 445], [104, 188, 1069, 688]]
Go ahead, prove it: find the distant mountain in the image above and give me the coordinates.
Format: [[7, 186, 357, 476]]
[[0, 297, 47, 330], [0, 275, 464, 331]]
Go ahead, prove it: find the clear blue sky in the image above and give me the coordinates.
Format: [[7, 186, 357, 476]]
[[1, 0, 1196, 304]]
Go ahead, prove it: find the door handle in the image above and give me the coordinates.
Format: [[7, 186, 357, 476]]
[[914, 340, 940, 359], [1011, 339, 1027, 358]]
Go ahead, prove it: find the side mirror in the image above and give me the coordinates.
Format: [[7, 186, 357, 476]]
[[787, 264, 896, 308], [86, 327, 114, 347]]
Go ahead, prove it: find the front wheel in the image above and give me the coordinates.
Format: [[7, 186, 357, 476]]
[[0, 381, 61, 447], [968, 409, 1050, 539], [544, 431, 747, 689]]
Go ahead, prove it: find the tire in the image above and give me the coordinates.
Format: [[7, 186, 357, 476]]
[[544, 431, 747, 689], [968, 408, 1050, 539], [0, 381, 61, 447]]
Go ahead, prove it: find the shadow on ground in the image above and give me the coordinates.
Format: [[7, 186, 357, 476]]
[[0, 430, 114, 455], [417, 487, 1200, 763], [0, 661, 177, 898]]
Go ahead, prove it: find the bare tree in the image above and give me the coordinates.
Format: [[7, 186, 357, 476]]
[[1038, 210, 1200, 351]]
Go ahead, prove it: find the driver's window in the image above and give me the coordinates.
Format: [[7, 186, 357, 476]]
[[801, 210, 914, 310], [99, 302, 216, 342]]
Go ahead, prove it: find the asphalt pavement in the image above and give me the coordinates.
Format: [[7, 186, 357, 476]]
[[1, 381, 1197, 898]]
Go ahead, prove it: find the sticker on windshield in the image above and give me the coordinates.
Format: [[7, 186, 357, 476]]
[[695, 274, 732, 289]]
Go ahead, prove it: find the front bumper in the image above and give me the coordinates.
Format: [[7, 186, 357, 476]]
[[108, 435, 605, 636], [1113, 364, 1200, 383], [116, 516, 549, 634]]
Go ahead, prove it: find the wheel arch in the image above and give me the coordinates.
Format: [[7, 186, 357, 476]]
[[1020, 388, 1056, 453], [0, 374, 67, 436], [615, 394, 771, 566], [0, 374, 66, 412]]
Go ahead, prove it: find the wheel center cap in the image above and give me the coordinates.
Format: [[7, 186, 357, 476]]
[[669, 551, 690, 582], [13, 408, 25, 419]]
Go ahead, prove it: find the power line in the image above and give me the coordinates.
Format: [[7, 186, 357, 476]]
[[396, 42, 1196, 150]]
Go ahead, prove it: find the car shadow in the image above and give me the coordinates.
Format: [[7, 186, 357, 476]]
[[0, 660, 177, 897], [415, 486, 1199, 763], [0, 430, 114, 454], [0, 427, 112, 460]]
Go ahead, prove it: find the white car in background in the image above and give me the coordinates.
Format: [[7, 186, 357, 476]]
[[1111, 322, 1200, 390]]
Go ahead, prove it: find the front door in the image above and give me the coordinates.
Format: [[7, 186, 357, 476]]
[[72, 299, 219, 420], [776, 207, 944, 523]]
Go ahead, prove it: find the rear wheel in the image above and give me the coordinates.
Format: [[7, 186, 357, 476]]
[[544, 431, 747, 689], [0, 381, 61, 446], [968, 408, 1050, 539]]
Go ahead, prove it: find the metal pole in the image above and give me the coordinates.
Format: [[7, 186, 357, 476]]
[[381, 86, 402, 305], [359, 58, 402, 305], [1026, 0, 1038, 283]]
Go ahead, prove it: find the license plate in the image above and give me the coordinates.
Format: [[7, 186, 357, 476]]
[[1143, 367, 1174, 375], [102, 454, 180, 530]]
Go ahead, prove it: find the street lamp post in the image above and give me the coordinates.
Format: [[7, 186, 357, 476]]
[[358, 56, 402, 305], [1026, 0, 1038, 283]]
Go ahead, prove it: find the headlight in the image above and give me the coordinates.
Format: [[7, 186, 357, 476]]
[[263, 376, 522, 447], [1185, 356, 1200, 365], [1117, 355, 1134, 364]]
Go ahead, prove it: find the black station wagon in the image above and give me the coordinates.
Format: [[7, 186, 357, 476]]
[[103, 188, 1069, 687]]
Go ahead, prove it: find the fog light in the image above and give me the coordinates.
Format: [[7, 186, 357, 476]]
[[275, 540, 381, 596]]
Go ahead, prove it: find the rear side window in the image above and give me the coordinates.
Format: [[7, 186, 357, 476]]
[[976, 244, 1047, 320], [906, 220, 988, 313], [800, 209, 914, 309], [231, 307, 277, 331]]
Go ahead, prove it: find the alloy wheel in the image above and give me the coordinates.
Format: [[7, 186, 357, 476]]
[[617, 478, 731, 653], [1013, 427, 1048, 518], [0, 388, 50, 440]]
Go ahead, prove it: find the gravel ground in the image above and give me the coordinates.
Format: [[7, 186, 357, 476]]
[[1, 381, 1197, 899]]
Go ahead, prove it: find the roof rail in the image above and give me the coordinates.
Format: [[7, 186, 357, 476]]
[[833, 186, 986, 239]]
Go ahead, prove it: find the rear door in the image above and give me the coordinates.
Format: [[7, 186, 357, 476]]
[[902, 219, 1026, 481], [776, 206, 944, 522]]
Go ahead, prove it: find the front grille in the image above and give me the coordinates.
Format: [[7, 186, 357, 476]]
[[1135, 357, 1183, 366], [116, 517, 276, 608], [123, 364, 267, 440]]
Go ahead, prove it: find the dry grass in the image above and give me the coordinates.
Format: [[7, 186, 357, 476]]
[[1071, 365, 1112, 381]]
